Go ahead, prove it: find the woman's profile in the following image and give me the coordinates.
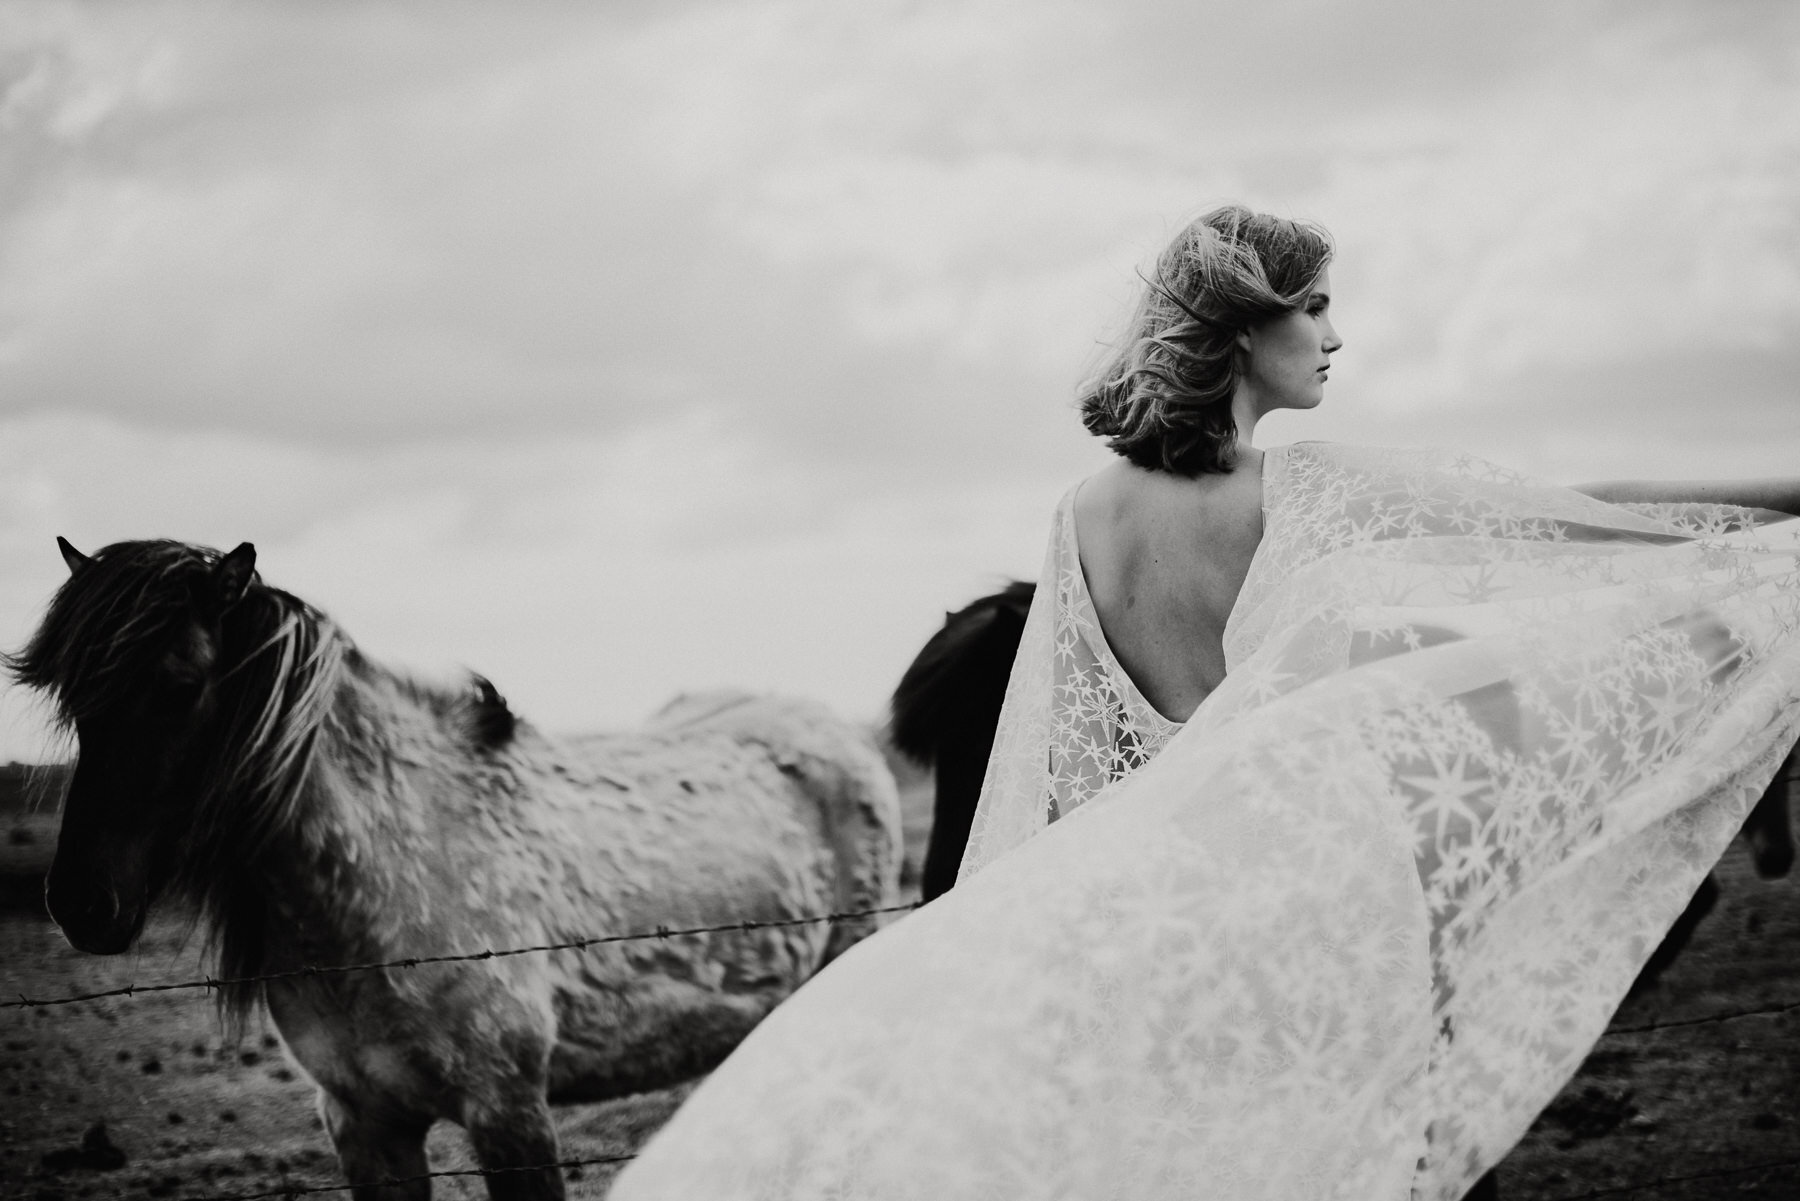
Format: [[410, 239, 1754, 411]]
[[609, 206, 1800, 1201]]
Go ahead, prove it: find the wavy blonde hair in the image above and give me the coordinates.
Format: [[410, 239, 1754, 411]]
[[1079, 205, 1333, 476]]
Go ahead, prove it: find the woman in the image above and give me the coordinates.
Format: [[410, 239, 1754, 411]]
[[609, 207, 1800, 1200]]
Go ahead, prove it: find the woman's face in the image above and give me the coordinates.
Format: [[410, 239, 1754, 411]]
[[1238, 268, 1342, 417]]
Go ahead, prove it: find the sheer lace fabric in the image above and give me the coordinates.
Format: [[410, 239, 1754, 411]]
[[611, 443, 1800, 1201]]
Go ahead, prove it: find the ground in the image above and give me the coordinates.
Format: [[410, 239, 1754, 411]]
[[2, 764, 1797, 1201]]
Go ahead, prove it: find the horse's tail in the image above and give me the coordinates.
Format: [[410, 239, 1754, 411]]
[[887, 580, 1036, 901]]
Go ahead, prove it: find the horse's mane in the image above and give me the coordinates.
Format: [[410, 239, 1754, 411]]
[[4, 539, 514, 1025], [470, 676, 517, 748], [888, 580, 1035, 766]]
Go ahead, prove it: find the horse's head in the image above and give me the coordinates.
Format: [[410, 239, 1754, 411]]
[[6, 538, 271, 953]]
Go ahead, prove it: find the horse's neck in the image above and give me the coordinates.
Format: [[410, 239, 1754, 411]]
[[258, 657, 451, 947]]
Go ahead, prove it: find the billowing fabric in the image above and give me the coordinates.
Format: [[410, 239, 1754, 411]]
[[610, 442, 1800, 1201]]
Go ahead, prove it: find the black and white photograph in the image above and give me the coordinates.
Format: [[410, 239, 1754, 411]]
[[3, 3, 1799, 1198]]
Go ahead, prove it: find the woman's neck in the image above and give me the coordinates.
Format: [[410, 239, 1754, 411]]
[[1229, 389, 1262, 452]]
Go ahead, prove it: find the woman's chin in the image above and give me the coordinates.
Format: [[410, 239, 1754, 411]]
[[1256, 391, 1326, 420]]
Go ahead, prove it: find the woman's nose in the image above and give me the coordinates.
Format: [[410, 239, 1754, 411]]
[[1322, 319, 1343, 353]]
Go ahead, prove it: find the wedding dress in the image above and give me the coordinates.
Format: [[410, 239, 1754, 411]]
[[609, 442, 1800, 1201]]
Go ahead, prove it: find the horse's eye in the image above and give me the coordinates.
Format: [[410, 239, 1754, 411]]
[[164, 678, 207, 709]]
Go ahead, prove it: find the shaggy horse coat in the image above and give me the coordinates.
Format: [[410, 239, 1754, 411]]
[[10, 538, 902, 1200]]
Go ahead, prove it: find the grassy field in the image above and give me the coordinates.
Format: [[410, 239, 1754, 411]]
[[3, 761, 1797, 1201]]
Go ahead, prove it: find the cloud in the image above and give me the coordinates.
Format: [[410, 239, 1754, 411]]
[[7, 2, 1789, 453], [3, 0, 1799, 762], [0, 407, 1077, 761]]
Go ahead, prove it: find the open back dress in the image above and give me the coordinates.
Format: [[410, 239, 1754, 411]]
[[610, 442, 1800, 1201]]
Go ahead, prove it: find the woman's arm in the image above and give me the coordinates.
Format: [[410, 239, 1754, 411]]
[[1576, 478, 1800, 517]]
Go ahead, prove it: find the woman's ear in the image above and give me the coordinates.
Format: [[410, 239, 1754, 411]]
[[1234, 328, 1254, 364]]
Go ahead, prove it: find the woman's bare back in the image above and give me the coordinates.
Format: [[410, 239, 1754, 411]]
[[1071, 450, 1266, 723]]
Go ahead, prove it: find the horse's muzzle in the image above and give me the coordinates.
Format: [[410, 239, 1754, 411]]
[[45, 872, 145, 955]]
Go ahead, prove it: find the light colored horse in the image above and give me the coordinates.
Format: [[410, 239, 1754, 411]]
[[9, 537, 902, 1200]]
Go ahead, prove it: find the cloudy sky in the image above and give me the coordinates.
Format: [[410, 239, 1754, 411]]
[[2, 0, 1797, 760]]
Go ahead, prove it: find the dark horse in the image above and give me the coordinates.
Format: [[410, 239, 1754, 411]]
[[888, 580, 1035, 902], [890, 579, 1796, 1201], [9, 538, 902, 1200]]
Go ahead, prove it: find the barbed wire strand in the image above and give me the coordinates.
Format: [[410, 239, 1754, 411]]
[[1605, 996, 1800, 1035], [120, 1149, 1800, 1201], [2, 900, 923, 1010], [175, 1153, 637, 1201], [7, 897, 1797, 1042], [72, 1141, 1800, 1201]]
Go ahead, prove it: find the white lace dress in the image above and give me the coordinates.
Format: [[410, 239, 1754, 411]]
[[609, 443, 1800, 1201]]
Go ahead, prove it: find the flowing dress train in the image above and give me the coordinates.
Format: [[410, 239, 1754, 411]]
[[609, 442, 1800, 1201]]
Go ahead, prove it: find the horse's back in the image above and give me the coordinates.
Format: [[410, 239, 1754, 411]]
[[557, 691, 902, 954], [649, 690, 903, 952]]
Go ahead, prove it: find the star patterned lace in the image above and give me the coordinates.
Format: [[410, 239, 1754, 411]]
[[612, 443, 1800, 1201]]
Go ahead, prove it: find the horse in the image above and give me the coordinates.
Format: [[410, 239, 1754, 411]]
[[887, 580, 1034, 902], [889, 579, 1796, 1201], [7, 537, 903, 1200]]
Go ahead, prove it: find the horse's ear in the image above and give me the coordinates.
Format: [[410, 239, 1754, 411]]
[[57, 536, 91, 574], [214, 542, 257, 610]]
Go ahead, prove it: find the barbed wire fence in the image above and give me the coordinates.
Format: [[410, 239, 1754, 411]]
[[7, 897, 1799, 1200], [2, 901, 925, 1011], [150, 1151, 1800, 1201]]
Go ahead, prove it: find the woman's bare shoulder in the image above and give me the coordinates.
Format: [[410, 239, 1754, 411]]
[[1207, 449, 1268, 548], [1073, 453, 1264, 568]]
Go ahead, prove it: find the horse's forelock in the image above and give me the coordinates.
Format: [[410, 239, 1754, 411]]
[[7, 536, 345, 861], [4, 540, 218, 724]]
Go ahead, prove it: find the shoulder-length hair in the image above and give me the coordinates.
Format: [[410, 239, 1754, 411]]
[[1078, 205, 1333, 476]]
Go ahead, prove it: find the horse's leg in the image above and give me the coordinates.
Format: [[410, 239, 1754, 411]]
[[1463, 1169, 1500, 1201], [463, 1093, 564, 1201], [918, 775, 972, 902], [919, 735, 994, 902], [318, 1091, 432, 1201], [1746, 755, 1795, 878], [1627, 874, 1721, 998]]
